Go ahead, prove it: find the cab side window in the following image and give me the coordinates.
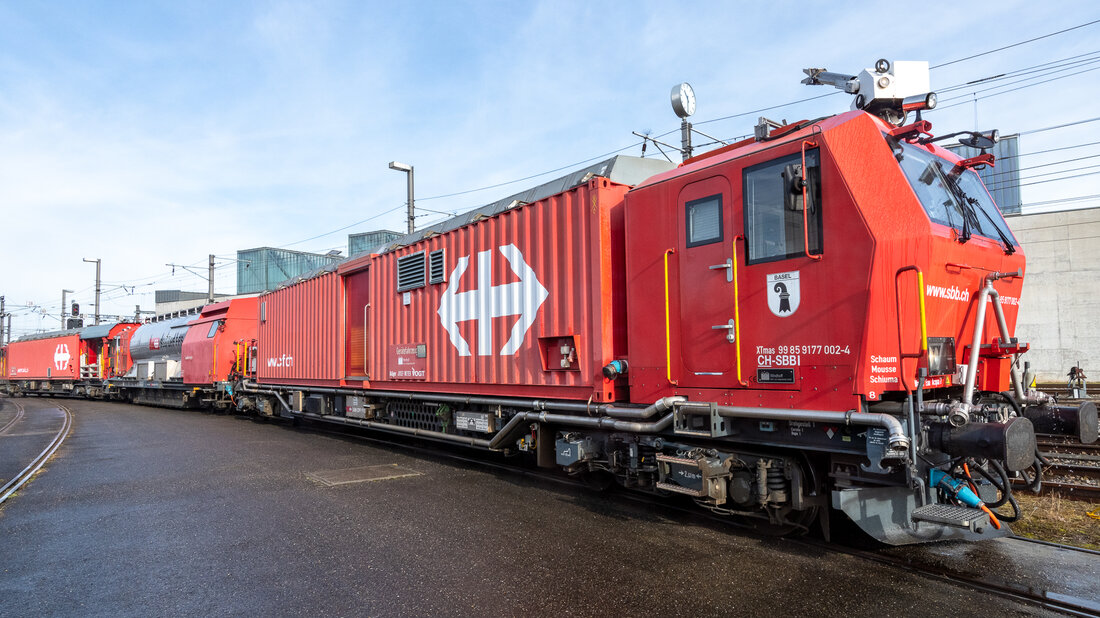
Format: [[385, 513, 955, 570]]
[[743, 150, 822, 263], [685, 194, 723, 247]]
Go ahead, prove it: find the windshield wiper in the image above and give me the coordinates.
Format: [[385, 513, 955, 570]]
[[945, 167, 1017, 255], [936, 163, 974, 244], [966, 195, 1017, 254]]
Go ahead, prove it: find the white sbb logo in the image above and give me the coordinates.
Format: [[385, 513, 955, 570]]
[[54, 343, 71, 371], [437, 244, 548, 357]]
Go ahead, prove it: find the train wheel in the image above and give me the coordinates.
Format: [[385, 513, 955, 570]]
[[753, 452, 824, 537]]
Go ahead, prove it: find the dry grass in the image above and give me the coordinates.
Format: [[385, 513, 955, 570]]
[[1010, 492, 1100, 550]]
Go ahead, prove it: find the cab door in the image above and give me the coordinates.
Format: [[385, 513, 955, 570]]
[[676, 175, 737, 387], [737, 147, 823, 389]]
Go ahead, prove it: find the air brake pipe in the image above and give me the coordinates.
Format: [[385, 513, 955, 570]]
[[241, 381, 682, 418], [957, 272, 1024, 426], [488, 411, 677, 451], [987, 278, 1026, 402], [601, 396, 685, 419], [960, 282, 992, 424], [678, 402, 911, 451]]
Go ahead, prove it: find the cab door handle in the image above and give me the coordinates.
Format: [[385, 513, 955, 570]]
[[711, 319, 736, 343], [709, 259, 733, 282]]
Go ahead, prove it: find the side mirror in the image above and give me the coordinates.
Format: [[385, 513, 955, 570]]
[[782, 163, 805, 211]]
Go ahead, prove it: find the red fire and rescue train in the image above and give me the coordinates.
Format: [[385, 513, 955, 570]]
[[2, 60, 1096, 545]]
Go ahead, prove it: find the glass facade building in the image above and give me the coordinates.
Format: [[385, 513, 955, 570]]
[[236, 247, 344, 294]]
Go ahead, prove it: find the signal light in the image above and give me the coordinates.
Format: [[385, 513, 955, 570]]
[[71, 302, 79, 316]]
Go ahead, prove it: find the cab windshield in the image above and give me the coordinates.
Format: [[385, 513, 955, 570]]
[[887, 136, 1018, 251]]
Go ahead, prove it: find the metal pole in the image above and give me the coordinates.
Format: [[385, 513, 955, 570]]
[[680, 119, 693, 162], [5, 314, 10, 346], [0, 295, 5, 345], [389, 161, 415, 235], [208, 254, 215, 303], [83, 258, 102, 325], [61, 289, 73, 329], [406, 166, 415, 234]]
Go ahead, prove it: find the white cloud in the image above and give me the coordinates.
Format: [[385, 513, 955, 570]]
[[0, 1, 1098, 337]]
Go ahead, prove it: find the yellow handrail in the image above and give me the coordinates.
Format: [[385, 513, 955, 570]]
[[893, 265, 929, 393], [732, 236, 749, 386], [916, 271, 928, 352], [663, 248, 677, 385]]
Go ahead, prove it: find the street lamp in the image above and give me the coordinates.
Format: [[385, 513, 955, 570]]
[[61, 289, 74, 329], [388, 161, 415, 234]]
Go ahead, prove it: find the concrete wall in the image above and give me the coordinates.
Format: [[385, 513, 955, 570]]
[[1006, 207, 1100, 381]]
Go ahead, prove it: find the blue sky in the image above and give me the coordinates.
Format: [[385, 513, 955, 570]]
[[2, 1, 1098, 336]]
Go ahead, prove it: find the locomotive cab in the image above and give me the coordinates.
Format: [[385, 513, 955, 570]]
[[622, 97, 1042, 543]]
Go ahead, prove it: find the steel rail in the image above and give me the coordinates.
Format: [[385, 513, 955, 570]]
[[1011, 478, 1100, 500], [797, 536, 1100, 616], [1010, 535, 1100, 557], [0, 400, 25, 435], [1040, 441, 1100, 455], [0, 402, 73, 506], [272, 412, 1100, 614], [1044, 462, 1100, 481]]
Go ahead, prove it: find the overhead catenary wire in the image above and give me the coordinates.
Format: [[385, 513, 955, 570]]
[[15, 20, 1100, 332], [409, 25, 1100, 206], [930, 18, 1100, 69], [934, 65, 1100, 110], [261, 22, 1100, 254]]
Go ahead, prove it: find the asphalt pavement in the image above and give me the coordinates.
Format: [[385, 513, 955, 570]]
[[0, 397, 1078, 617]]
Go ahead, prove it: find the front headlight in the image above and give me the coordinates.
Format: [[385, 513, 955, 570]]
[[925, 337, 956, 376]]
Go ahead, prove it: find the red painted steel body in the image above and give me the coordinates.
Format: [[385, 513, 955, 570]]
[[182, 298, 259, 385], [246, 111, 1025, 413], [624, 111, 1025, 408], [93, 323, 141, 378], [356, 178, 632, 402], [256, 271, 345, 386], [5, 333, 83, 381]]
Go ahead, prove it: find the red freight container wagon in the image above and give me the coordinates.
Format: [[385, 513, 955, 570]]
[[256, 268, 344, 387], [182, 298, 259, 385], [5, 332, 82, 381], [359, 164, 670, 403]]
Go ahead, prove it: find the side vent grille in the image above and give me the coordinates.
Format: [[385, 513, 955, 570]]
[[396, 251, 426, 292], [429, 249, 446, 284]]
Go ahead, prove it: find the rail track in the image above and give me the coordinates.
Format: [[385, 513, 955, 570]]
[[0, 400, 25, 435], [0, 401, 73, 506], [1029, 434, 1100, 501], [815, 536, 1100, 617], [287, 413, 1100, 616]]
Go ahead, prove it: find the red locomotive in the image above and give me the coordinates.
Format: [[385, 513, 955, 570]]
[[3, 59, 1095, 545]]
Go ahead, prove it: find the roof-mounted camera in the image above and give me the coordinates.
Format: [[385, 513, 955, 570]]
[[802, 59, 936, 126]]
